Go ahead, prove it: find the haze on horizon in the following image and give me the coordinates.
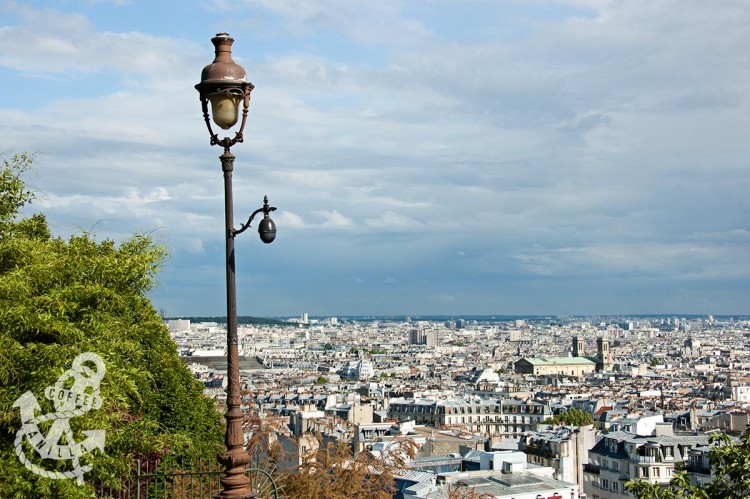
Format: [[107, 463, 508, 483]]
[[1, 1, 748, 317]]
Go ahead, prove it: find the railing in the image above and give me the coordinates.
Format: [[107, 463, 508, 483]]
[[93, 459, 279, 498], [684, 462, 713, 475], [583, 463, 601, 474], [523, 446, 558, 460]]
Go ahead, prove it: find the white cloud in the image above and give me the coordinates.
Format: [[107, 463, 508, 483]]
[[365, 212, 424, 231], [0, 3, 200, 78], [511, 243, 750, 279], [276, 211, 305, 228], [315, 210, 356, 230], [1, 1, 749, 314], [228, 0, 432, 45]]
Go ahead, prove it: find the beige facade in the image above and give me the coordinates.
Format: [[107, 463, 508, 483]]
[[522, 425, 598, 488], [582, 427, 710, 499], [515, 336, 612, 376], [515, 357, 597, 376], [388, 398, 551, 438]]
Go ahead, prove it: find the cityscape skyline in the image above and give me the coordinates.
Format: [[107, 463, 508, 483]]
[[1, 1, 748, 317], [166, 313, 749, 324]]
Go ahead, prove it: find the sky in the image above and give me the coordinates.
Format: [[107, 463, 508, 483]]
[[1, 0, 748, 318]]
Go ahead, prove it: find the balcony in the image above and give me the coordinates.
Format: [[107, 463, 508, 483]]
[[631, 455, 657, 464], [684, 463, 712, 475], [524, 446, 558, 460], [583, 463, 601, 475]]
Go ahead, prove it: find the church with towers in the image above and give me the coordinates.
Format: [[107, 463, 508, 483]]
[[573, 335, 613, 372], [514, 335, 613, 376]]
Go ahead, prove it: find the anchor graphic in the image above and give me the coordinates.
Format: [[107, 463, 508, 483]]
[[13, 352, 106, 485]]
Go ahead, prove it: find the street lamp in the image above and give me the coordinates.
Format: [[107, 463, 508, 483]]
[[196, 32, 277, 498]]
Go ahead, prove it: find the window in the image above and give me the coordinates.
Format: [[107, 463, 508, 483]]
[[602, 479, 610, 489], [612, 482, 619, 492], [613, 461, 619, 471]]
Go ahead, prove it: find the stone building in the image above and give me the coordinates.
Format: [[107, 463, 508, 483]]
[[520, 424, 598, 488], [582, 423, 710, 499], [514, 336, 613, 376], [388, 398, 551, 438]]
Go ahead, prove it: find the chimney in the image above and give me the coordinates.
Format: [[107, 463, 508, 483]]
[[654, 421, 674, 437]]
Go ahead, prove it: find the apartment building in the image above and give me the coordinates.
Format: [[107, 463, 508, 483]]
[[520, 424, 598, 488], [388, 398, 551, 437], [583, 423, 710, 499]]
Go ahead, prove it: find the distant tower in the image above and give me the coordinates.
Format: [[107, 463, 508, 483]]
[[596, 336, 612, 371], [424, 330, 439, 347], [409, 328, 424, 345], [572, 336, 584, 357]]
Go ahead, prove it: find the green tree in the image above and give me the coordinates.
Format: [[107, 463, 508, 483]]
[[0, 154, 223, 497], [544, 408, 594, 426], [279, 438, 416, 499], [626, 430, 750, 499], [315, 376, 329, 385]]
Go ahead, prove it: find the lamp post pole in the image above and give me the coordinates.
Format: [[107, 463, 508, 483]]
[[220, 149, 248, 497], [196, 33, 277, 499]]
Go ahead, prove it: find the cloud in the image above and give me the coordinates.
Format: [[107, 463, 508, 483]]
[[227, 0, 432, 45], [511, 243, 750, 280], [315, 210, 356, 230], [1, 1, 749, 314], [0, 3, 201, 79], [276, 211, 305, 228], [365, 212, 424, 231]]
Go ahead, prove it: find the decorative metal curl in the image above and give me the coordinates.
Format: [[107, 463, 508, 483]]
[[198, 82, 253, 152]]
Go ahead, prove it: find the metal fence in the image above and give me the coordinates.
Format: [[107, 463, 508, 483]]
[[94, 460, 280, 499]]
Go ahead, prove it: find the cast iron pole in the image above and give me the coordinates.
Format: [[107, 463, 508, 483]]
[[218, 149, 252, 498]]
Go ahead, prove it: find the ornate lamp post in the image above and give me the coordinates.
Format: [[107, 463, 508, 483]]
[[196, 33, 277, 498]]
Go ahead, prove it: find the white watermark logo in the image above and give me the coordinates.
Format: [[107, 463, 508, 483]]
[[13, 352, 106, 485]]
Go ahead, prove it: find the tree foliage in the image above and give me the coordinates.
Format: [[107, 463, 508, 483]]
[[626, 430, 750, 499], [444, 483, 495, 499], [278, 438, 416, 499], [544, 408, 594, 426], [0, 153, 223, 497]]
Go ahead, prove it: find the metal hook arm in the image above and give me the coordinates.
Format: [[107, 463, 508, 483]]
[[232, 195, 276, 237]]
